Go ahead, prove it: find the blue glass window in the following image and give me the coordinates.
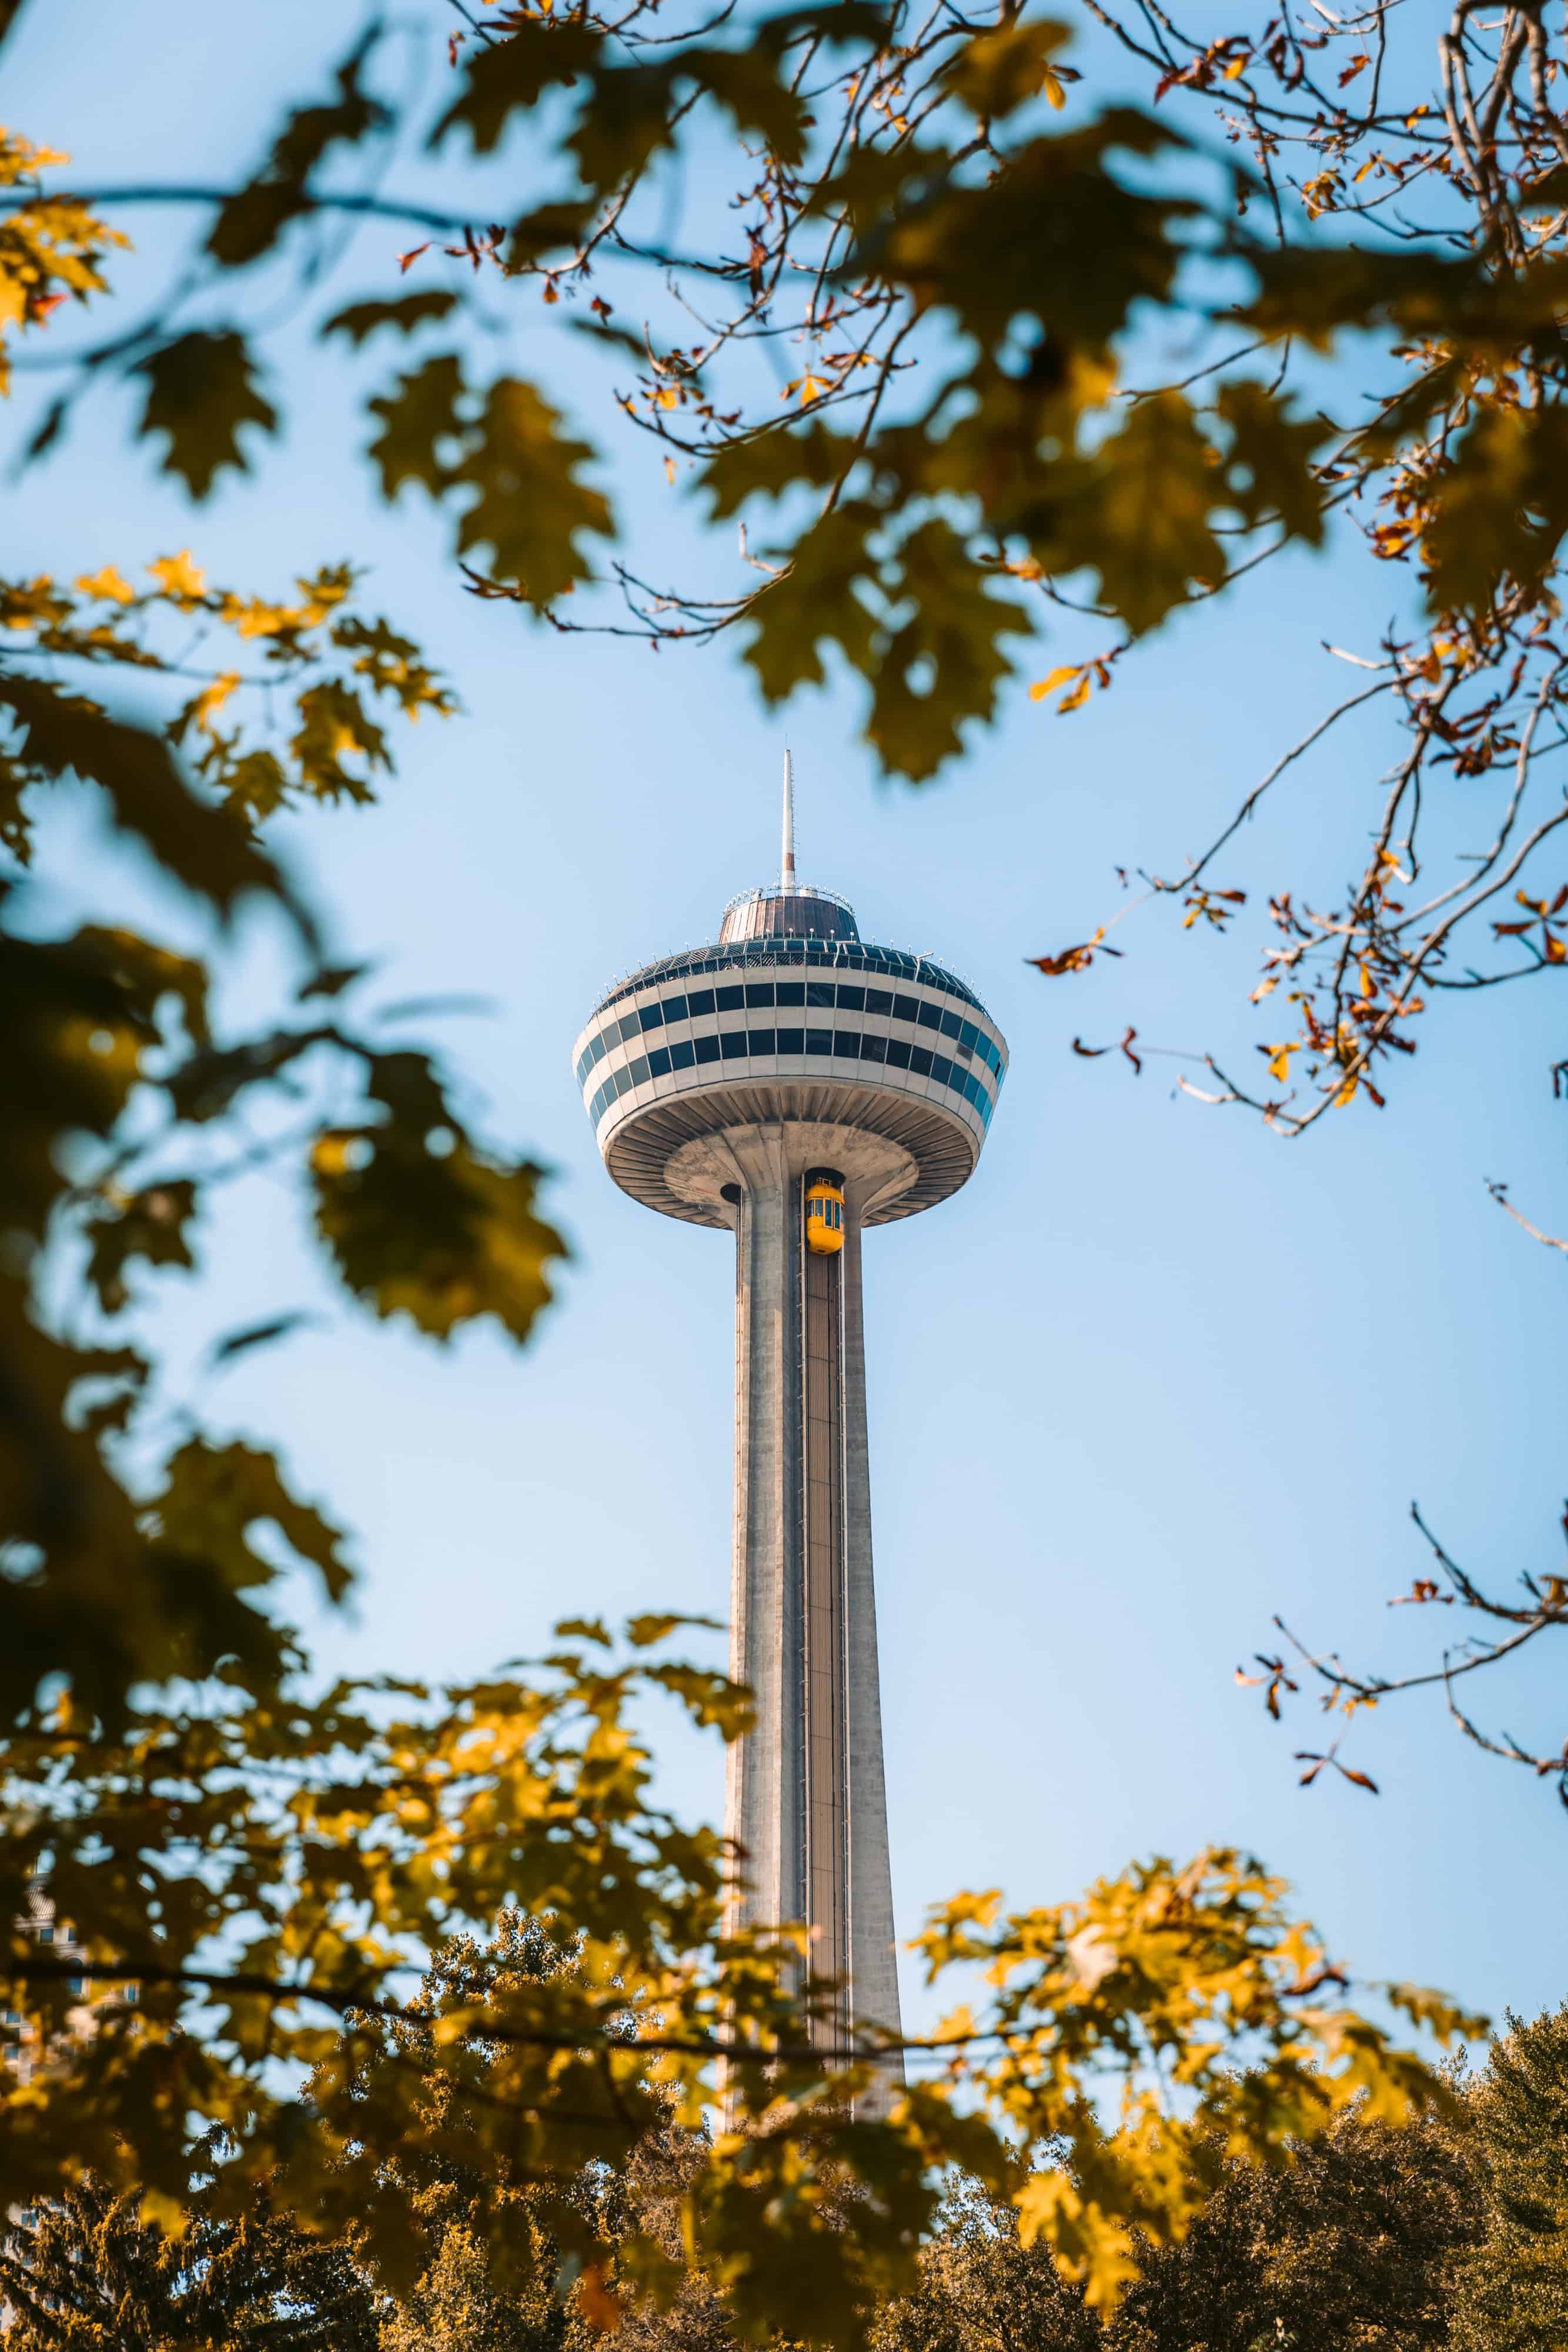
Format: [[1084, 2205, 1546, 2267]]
[[931, 1053, 952, 1084], [807, 980, 835, 1008], [688, 988, 716, 1015], [833, 1031, 860, 1058], [694, 1035, 720, 1065], [865, 987, 892, 1015], [575, 1048, 592, 1087], [749, 1027, 775, 1054], [669, 1039, 696, 1071], [860, 1033, 887, 1063], [886, 1037, 911, 1069], [892, 994, 919, 1023], [777, 1027, 804, 1054], [836, 984, 866, 1011], [745, 983, 774, 1008], [721, 1031, 747, 1060], [613, 1067, 634, 1099], [917, 1001, 942, 1030], [663, 994, 688, 1022], [648, 1047, 671, 1079], [959, 1020, 978, 1052], [776, 981, 804, 1006], [617, 1014, 641, 1045], [910, 1045, 934, 1076], [940, 1008, 962, 1040], [716, 985, 744, 1011], [639, 1003, 664, 1032], [590, 1031, 607, 1066], [806, 1027, 832, 1054], [629, 1054, 651, 1087]]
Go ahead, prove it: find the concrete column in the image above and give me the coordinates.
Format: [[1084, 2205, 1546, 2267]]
[[723, 1127, 803, 1938], [722, 1135, 904, 2109], [840, 1193, 905, 2097], [801, 1224, 848, 2051]]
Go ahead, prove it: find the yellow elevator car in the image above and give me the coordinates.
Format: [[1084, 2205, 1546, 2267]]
[[805, 1176, 845, 1255]]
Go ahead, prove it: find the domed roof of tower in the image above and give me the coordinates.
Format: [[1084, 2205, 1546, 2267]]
[[718, 883, 860, 946], [718, 747, 861, 945]]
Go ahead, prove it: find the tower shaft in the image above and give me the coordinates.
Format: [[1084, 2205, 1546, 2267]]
[[723, 1129, 903, 2082]]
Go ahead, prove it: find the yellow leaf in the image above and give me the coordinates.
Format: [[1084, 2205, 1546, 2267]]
[[1058, 671, 1093, 713], [1030, 665, 1082, 701], [577, 2265, 624, 2333], [1266, 1043, 1298, 1082], [136, 2188, 190, 2238], [1353, 154, 1380, 183], [663, 456, 676, 485], [1041, 66, 1065, 108], [190, 670, 240, 737], [146, 551, 208, 607], [798, 373, 831, 405], [1222, 52, 1249, 79], [1333, 1074, 1359, 1107], [74, 565, 135, 605]]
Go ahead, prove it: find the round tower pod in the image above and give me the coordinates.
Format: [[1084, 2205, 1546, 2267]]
[[571, 878, 1007, 1230]]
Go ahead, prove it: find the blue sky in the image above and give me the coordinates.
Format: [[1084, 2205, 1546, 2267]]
[[8, 0, 1567, 2048]]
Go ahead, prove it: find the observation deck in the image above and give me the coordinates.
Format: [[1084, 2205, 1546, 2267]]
[[571, 893, 1008, 1229]]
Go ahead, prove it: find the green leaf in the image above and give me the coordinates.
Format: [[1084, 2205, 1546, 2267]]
[[0, 676, 289, 920], [1422, 403, 1568, 613], [311, 1121, 567, 1345], [430, 21, 602, 155], [289, 680, 390, 803], [208, 38, 387, 268], [567, 61, 681, 191], [1240, 244, 1487, 350], [1216, 378, 1330, 545], [842, 112, 1193, 357], [132, 332, 280, 499], [1034, 393, 1226, 635], [331, 614, 459, 723], [84, 1178, 198, 1314], [366, 353, 464, 499], [321, 290, 460, 347], [151, 1436, 353, 1607], [697, 420, 860, 519], [451, 377, 613, 606], [867, 519, 1032, 781], [217, 749, 290, 824], [738, 501, 882, 702], [941, 17, 1072, 118]]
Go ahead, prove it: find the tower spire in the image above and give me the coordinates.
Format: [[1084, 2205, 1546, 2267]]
[[781, 747, 797, 889]]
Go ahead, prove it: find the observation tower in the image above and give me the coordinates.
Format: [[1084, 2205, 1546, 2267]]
[[572, 757, 1007, 2090]]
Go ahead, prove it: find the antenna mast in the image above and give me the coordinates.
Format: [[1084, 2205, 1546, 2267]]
[[781, 748, 797, 889]]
